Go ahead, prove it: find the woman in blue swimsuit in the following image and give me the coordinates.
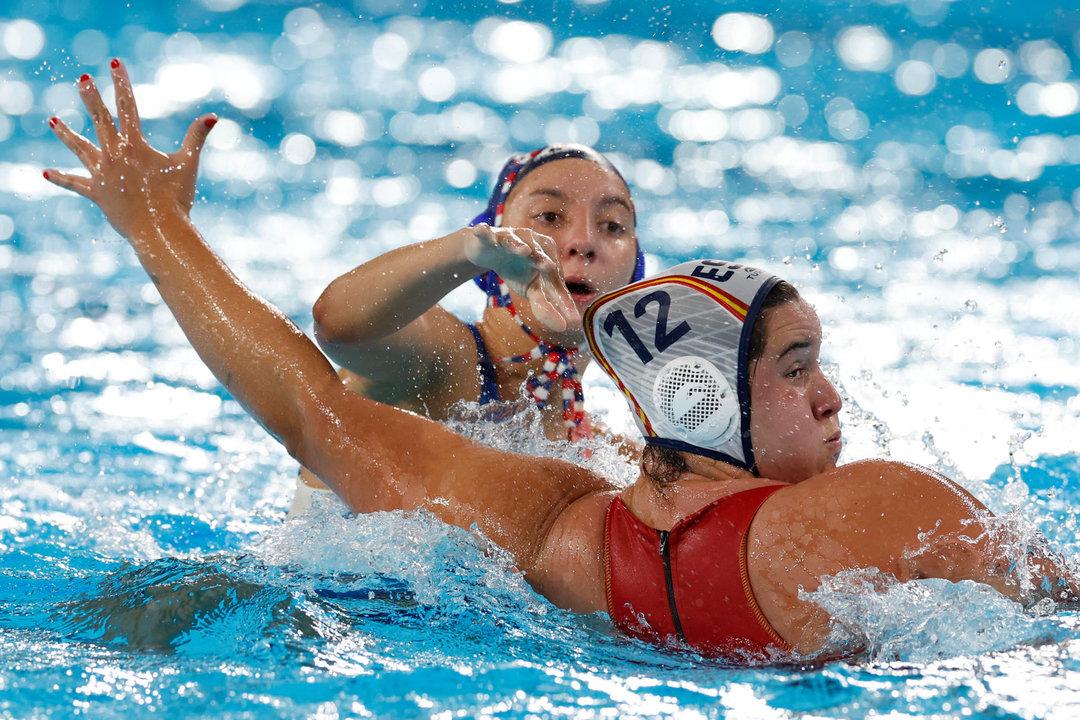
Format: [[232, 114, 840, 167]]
[[294, 144, 647, 503], [311, 144, 645, 443]]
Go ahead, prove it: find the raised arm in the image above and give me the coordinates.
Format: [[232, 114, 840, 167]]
[[44, 63, 334, 453], [43, 60, 611, 570], [313, 223, 578, 382]]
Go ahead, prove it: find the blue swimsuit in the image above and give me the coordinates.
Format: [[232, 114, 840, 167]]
[[466, 323, 500, 405]]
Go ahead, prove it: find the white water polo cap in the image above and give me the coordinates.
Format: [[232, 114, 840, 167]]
[[583, 259, 781, 470]]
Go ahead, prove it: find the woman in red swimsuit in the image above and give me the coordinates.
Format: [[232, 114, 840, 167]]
[[44, 61, 1078, 662]]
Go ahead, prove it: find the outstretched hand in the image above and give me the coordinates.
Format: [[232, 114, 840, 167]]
[[465, 223, 578, 332], [43, 59, 217, 239]]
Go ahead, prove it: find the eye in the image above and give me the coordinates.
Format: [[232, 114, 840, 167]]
[[534, 211, 561, 224], [785, 366, 805, 379], [603, 221, 626, 235]]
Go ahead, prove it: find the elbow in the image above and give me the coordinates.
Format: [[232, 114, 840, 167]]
[[312, 290, 361, 350], [311, 292, 342, 342]]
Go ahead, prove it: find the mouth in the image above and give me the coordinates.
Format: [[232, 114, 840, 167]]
[[564, 277, 596, 304], [825, 430, 843, 459]]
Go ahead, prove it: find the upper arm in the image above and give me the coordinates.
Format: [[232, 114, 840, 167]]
[[315, 304, 479, 405], [766, 460, 1077, 603], [295, 377, 612, 568]]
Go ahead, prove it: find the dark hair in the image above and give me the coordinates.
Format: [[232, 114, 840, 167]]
[[641, 280, 801, 487], [641, 444, 689, 486], [747, 281, 801, 365]]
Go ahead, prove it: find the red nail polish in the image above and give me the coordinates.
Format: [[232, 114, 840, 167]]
[[110, 58, 120, 69], [79, 73, 90, 83], [48, 117, 58, 128], [42, 170, 50, 180], [204, 117, 218, 129]]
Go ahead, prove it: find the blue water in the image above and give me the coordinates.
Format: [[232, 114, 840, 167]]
[[3, 0, 1080, 717]]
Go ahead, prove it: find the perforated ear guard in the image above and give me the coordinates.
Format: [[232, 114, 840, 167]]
[[583, 259, 780, 470], [652, 356, 738, 446]]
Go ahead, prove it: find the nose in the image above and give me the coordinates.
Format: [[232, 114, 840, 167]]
[[561, 217, 596, 263], [812, 370, 842, 420]]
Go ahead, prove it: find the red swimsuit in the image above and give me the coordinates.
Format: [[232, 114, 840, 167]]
[[603, 485, 791, 660]]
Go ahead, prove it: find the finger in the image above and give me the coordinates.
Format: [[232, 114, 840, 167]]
[[501, 228, 557, 270], [109, 58, 143, 141], [177, 114, 217, 163], [525, 271, 578, 332], [48, 115, 101, 168], [540, 272, 579, 320], [526, 281, 570, 333], [77, 72, 119, 153], [517, 229, 558, 270], [42, 169, 94, 199]]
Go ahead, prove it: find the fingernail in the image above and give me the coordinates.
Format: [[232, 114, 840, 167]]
[[203, 116, 218, 129], [48, 116, 58, 128], [42, 170, 50, 180], [79, 73, 90, 83], [110, 58, 120, 69]]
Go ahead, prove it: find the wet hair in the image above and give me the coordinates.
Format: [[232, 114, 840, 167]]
[[640, 280, 801, 487], [641, 445, 689, 486], [747, 281, 802, 365]]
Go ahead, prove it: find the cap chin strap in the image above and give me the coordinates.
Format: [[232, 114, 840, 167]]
[[483, 274, 591, 442]]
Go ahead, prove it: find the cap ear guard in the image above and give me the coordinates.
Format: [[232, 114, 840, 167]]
[[652, 356, 738, 446]]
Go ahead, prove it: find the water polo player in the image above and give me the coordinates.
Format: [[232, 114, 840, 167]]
[[294, 143, 646, 508], [44, 61, 1078, 662], [311, 143, 645, 444]]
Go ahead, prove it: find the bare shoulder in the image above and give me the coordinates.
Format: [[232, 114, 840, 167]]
[[748, 459, 989, 653], [752, 459, 989, 590], [762, 459, 981, 524]]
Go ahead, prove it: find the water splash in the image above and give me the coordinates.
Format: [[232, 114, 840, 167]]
[[803, 568, 1065, 664]]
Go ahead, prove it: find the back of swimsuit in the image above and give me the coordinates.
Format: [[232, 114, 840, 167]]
[[604, 485, 791, 660], [466, 323, 501, 405]]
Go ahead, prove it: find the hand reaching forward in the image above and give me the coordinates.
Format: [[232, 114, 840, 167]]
[[465, 223, 578, 332], [43, 59, 216, 238]]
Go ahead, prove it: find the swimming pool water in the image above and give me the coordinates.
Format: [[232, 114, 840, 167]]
[[3, 0, 1080, 717]]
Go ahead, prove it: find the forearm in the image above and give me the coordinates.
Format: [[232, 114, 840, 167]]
[[313, 228, 481, 351], [129, 210, 337, 449], [47, 61, 361, 482]]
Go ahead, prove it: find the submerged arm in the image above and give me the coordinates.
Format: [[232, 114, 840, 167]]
[[895, 478, 1080, 605], [837, 461, 1080, 605]]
